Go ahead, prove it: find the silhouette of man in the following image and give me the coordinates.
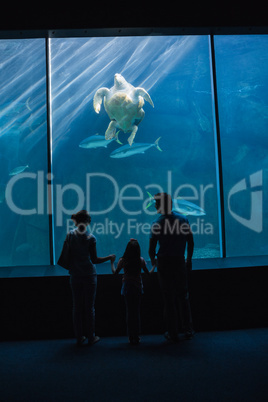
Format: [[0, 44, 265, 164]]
[[149, 193, 194, 341]]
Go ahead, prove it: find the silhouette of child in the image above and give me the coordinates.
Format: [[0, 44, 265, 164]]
[[111, 238, 153, 344]]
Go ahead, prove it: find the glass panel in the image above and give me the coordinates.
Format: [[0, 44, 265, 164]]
[[214, 35, 268, 257], [50, 36, 220, 270], [0, 39, 50, 266]]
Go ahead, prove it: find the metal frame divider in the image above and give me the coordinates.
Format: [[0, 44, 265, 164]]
[[209, 35, 226, 258], [45, 37, 55, 265]]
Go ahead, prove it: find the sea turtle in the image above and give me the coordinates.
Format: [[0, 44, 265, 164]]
[[93, 73, 154, 146]]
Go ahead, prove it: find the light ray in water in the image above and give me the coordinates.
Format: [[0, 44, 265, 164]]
[[50, 36, 200, 142], [0, 80, 46, 136], [0, 39, 46, 138], [140, 37, 198, 91]]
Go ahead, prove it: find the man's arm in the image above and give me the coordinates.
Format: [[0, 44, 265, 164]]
[[149, 237, 157, 268], [186, 227, 194, 270]]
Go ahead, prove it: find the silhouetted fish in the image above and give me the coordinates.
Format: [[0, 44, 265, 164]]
[[110, 138, 162, 158], [79, 132, 122, 149], [146, 192, 206, 216], [9, 165, 29, 176]]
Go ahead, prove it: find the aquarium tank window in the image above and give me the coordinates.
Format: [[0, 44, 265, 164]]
[[214, 35, 268, 257], [50, 36, 220, 263], [0, 33, 267, 272], [0, 39, 50, 266]]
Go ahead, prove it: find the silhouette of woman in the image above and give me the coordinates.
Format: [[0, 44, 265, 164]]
[[59, 210, 115, 346]]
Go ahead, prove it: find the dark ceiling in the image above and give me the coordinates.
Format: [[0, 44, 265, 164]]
[[1, 3, 268, 32]]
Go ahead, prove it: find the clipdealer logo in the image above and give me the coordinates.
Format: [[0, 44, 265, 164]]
[[227, 170, 263, 233], [4, 171, 212, 226], [4, 169, 264, 234]]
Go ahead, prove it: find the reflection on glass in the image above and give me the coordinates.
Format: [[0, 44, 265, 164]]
[[0, 39, 50, 266], [214, 35, 268, 257], [50, 36, 220, 268]]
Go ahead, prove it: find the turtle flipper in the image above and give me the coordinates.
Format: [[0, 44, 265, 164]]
[[135, 88, 154, 108], [128, 125, 138, 146], [105, 120, 118, 140], [93, 88, 110, 113]]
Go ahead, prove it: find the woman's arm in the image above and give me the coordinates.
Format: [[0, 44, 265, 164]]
[[89, 243, 115, 264]]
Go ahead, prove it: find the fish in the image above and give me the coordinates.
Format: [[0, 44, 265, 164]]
[[110, 138, 162, 159], [9, 165, 29, 176], [79, 132, 122, 149], [15, 243, 32, 254], [146, 192, 206, 216]]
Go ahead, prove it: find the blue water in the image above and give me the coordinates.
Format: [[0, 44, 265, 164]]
[[0, 39, 50, 266], [214, 35, 268, 257], [0, 35, 267, 269]]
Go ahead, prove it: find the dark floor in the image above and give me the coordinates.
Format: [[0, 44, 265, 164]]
[[0, 328, 267, 401]]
